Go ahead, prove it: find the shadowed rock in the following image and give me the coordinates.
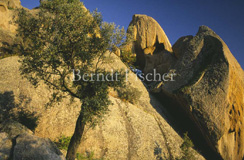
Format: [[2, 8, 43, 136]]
[[0, 132, 12, 160], [13, 133, 65, 160], [128, 14, 176, 75], [154, 26, 244, 160], [0, 53, 205, 160], [0, 120, 65, 160], [0, 3, 207, 159]]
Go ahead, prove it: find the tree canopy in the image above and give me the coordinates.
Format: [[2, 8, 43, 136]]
[[14, 0, 130, 159]]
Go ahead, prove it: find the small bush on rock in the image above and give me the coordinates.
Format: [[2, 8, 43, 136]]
[[76, 151, 103, 160], [55, 135, 71, 150], [180, 132, 195, 160], [120, 50, 137, 67], [117, 86, 141, 104]]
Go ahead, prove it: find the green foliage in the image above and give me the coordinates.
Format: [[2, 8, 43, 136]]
[[117, 86, 141, 104], [119, 26, 137, 67], [55, 135, 71, 150], [180, 132, 195, 160], [0, 28, 16, 59], [14, 0, 128, 124], [0, 53, 16, 60], [7, 7, 14, 10], [76, 151, 103, 160], [120, 50, 137, 67], [12, 0, 130, 158]]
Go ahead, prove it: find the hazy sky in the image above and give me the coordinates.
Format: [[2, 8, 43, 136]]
[[21, 0, 244, 68]]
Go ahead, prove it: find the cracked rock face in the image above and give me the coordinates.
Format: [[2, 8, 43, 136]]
[[0, 121, 65, 160], [129, 14, 244, 159], [160, 26, 244, 160], [0, 53, 205, 160], [0, 0, 21, 9], [13, 133, 65, 160], [0, 0, 21, 31], [128, 14, 176, 75], [0, 132, 12, 160], [0, 120, 33, 139], [0, 0, 20, 55]]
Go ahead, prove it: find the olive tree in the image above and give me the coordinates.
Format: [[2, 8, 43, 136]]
[[14, 0, 128, 159]]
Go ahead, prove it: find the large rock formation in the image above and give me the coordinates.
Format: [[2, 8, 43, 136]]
[[0, 56, 81, 139], [0, 120, 65, 160], [0, 54, 205, 159], [13, 133, 65, 160], [0, 121, 34, 159], [0, 132, 12, 159], [129, 14, 172, 53], [3, 1, 239, 159], [152, 26, 244, 160], [0, 0, 21, 9], [128, 14, 176, 75], [0, 120, 33, 139], [0, 0, 20, 32], [0, 0, 21, 57]]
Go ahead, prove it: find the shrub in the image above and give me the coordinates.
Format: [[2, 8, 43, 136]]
[[55, 135, 71, 150], [180, 132, 195, 160], [0, 29, 16, 59], [76, 151, 103, 160], [120, 50, 137, 68], [117, 86, 141, 104], [7, 7, 14, 10]]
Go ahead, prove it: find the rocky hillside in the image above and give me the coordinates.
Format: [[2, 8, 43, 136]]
[[0, 0, 244, 160], [165, 26, 244, 160], [0, 120, 65, 160], [127, 15, 244, 160], [0, 53, 204, 159], [0, 3, 205, 158]]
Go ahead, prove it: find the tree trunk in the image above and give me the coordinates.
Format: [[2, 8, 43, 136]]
[[66, 108, 85, 160]]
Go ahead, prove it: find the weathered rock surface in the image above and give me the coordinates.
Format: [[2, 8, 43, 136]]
[[0, 2, 7, 13], [129, 14, 172, 53], [13, 133, 65, 160], [0, 120, 33, 139], [0, 54, 205, 159], [0, 0, 20, 57], [0, 120, 65, 160], [0, 1, 18, 33], [0, 56, 81, 140], [0, 120, 33, 160], [128, 14, 176, 75], [0, 0, 21, 9], [0, 3, 205, 159], [154, 26, 244, 160], [0, 132, 12, 160]]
